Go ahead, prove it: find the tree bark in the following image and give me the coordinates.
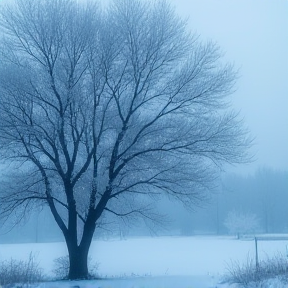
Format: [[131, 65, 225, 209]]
[[67, 244, 89, 280], [66, 208, 97, 279]]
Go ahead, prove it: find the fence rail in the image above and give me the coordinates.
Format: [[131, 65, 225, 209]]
[[255, 235, 288, 241], [254, 235, 288, 268]]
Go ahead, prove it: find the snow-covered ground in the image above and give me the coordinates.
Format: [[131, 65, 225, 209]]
[[0, 235, 287, 288]]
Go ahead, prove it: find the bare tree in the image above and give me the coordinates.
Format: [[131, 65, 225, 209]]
[[0, 0, 251, 279], [224, 210, 260, 239]]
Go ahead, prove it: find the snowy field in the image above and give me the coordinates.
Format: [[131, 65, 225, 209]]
[[0, 235, 287, 288]]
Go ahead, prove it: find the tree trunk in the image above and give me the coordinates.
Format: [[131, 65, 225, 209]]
[[67, 244, 89, 280], [65, 213, 97, 280]]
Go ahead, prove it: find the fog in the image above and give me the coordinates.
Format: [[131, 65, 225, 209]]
[[1, 167, 287, 244], [0, 0, 287, 245], [171, 0, 288, 174]]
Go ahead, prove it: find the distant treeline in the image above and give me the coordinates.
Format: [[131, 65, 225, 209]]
[[167, 167, 288, 235], [1, 167, 287, 243]]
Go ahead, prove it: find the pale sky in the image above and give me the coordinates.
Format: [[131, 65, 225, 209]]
[[170, 0, 288, 174], [1, 0, 287, 175]]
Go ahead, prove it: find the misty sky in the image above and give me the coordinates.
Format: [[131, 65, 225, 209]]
[[1, 0, 287, 175], [170, 0, 288, 174]]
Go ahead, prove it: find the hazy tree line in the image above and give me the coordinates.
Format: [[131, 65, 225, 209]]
[[169, 167, 288, 236], [1, 167, 287, 243], [221, 168, 288, 234]]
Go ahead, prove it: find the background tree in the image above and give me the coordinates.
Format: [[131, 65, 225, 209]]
[[0, 0, 251, 279], [221, 168, 288, 234], [224, 210, 260, 239]]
